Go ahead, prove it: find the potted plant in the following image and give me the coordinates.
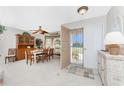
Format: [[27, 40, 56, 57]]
[[0, 25, 6, 34], [22, 32, 30, 36], [36, 38, 43, 48]]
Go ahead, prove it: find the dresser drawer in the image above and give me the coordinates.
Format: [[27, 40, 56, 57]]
[[110, 60, 124, 67], [111, 76, 124, 86], [98, 51, 124, 86]]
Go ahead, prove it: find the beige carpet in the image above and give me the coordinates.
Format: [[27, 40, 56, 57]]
[[0, 56, 101, 86]]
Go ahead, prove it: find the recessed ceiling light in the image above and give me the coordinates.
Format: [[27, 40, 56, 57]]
[[77, 6, 88, 15]]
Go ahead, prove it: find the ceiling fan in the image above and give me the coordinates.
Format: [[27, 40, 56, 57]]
[[31, 26, 48, 35]]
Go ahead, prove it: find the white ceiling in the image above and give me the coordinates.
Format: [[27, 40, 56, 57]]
[[0, 6, 111, 32]]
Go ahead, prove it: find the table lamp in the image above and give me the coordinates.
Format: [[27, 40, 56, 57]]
[[104, 32, 124, 55]]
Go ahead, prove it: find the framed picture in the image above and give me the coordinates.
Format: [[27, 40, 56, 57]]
[[111, 16, 123, 33]]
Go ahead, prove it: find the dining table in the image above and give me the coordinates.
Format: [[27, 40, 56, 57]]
[[31, 49, 46, 62]]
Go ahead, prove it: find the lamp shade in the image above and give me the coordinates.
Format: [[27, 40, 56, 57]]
[[104, 32, 124, 45]]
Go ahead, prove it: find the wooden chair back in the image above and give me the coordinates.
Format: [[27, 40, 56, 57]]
[[43, 49, 48, 55], [48, 48, 53, 55], [8, 48, 16, 55], [25, 50, 33, 59]]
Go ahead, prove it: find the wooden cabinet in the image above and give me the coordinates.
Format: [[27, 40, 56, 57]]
[[16, 34, 34, 60], [16, 34, 34, 45], [98, 51, 124, 86]]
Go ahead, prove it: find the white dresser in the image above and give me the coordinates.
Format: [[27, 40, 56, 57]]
[[98, 51, 124, 86]]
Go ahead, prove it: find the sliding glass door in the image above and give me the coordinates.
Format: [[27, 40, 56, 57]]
[[70, 28, 84, 66]]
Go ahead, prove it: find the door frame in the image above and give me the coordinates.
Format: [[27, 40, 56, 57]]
[[60, 25, 84, 69], [60, 26, 71, 69]]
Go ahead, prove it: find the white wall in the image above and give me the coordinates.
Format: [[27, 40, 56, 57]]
[[64, 16, 107, 69], [107, 6, 124, 33], [0, 26, 26, 62], [0, 6, 110, 32]]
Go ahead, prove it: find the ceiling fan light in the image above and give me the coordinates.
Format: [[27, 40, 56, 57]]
[[39, 26, 42, 29], [78, 6, 88, 15], [31, 26, 48, 35]]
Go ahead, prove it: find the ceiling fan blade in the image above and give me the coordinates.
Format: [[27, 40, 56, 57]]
[[39, 31, 48, 34], [39, 32, 45, 34], [31, 26, 49, 34], [30, 30, 38, 31], [45, 32, 48, 34], [42, 30, 48, 33], [43, 31, 49, 34], [32, 32, 37, 34], [32, 30, 39, 34]]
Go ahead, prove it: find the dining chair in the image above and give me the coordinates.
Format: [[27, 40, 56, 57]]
[[48, 48, 54, 60], [25, 50, 34, 65], [54, 49, 60, 56], [5, 48, 16, 64], [37, 49, 49, 63]]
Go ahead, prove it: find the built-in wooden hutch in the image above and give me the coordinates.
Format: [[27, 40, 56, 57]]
[[16, 34, 34, 60]]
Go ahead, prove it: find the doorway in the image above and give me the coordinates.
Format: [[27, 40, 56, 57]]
[[70, 28, 84, 66], [61, 26, 84, 69]]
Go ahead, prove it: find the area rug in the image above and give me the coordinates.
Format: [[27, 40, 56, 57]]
[[67, 64, 94, 79]]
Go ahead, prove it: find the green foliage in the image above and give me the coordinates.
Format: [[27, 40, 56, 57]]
[[22, 32, 30, 36], [72, 47, 83, 60], [54, 39, 60, 49], [72, 42, 83, 47], [36, 38, 43, 48], [72, 49, 79, 60], [0, 25, 6, 34]]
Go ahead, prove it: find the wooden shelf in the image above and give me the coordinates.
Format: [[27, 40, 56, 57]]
[[16, 34, 34, 60]]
